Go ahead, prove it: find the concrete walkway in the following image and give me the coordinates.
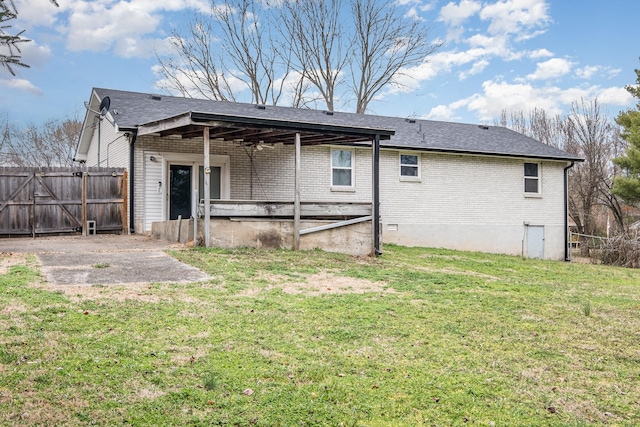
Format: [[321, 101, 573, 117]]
[[0, 234, 210, 286]]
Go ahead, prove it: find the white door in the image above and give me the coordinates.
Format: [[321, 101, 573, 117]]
[[526, 225, 544, 259], [144, 154, 163, 231]]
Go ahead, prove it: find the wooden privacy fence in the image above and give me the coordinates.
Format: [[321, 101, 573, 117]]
[[0, 167, 127, 236]]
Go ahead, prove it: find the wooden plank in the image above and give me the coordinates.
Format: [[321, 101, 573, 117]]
[[203, 127, 211, 248], [34, 175, 82, 228], [122, 170, 128, 233], [1, 167, 126, 236], [201, 201, 372, 218], [300, 216, 372, 236], [300, 203, 371, 217], [82, 172, 87, 236], [137, 112, 193, 136], [0, 174, 33, 213]]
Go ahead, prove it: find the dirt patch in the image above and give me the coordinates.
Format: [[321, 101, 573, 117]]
[[36, 282, 216, 305], [0, 252, 28, 275], [240, 271, 394, 296]]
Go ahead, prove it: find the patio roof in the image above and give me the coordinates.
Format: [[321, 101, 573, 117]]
[[136, 110, 395, 146]]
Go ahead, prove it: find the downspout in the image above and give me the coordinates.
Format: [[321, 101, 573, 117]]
[[564, 160, 575, 261], [129, 129, 138, 234]]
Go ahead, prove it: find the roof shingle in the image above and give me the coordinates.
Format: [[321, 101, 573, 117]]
[[93, 87, 582, 161]]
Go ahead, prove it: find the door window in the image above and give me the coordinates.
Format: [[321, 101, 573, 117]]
[[169, 164, 192, 220]]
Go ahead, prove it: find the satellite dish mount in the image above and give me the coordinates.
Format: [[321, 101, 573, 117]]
[[99, 96, 110, 117]]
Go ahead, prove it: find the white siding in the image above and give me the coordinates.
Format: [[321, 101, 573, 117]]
[[144, 152, 163, 231], [84, 118, 119, 167]]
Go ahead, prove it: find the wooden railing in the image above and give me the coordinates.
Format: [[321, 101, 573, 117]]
[[197, 200, 372, 219]]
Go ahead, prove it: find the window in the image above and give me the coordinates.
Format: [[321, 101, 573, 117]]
[[400, 153, 419, 177], [331, 149, 353, 187], [524, 162, 540, 194], [198, 166, 221, 200]]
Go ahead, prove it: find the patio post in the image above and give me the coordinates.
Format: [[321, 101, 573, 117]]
[[373, 133, 381, 255], [294, 133, 301, 250], [203, 126, 210, 248]]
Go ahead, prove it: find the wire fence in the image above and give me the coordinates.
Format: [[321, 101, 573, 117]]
[[568, 231, 610, 263]]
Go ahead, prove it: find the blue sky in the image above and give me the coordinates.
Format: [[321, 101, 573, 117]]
[[2, 0, 639, 129]]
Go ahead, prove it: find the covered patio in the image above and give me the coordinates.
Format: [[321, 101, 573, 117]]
[[137, 109, 394, 255]]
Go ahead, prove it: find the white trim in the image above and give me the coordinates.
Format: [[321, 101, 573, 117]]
[[330, 147, 355, 190], [399, 151, 421, 182], [524, 161, 542, 197], [155, 153, 230, 220]]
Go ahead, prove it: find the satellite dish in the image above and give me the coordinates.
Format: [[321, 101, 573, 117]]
[[99, 96, 111, 117]]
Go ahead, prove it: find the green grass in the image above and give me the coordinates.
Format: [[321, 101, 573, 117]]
[[1, 245, 639, 426]]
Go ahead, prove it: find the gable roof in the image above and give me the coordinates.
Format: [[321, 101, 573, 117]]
[[77, 88, 582, 162]]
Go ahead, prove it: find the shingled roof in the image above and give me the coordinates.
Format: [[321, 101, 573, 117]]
[[85, 87, 581, 162]]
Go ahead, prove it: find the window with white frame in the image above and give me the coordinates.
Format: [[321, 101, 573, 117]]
[[400, 153, 419, 177], [331, 149, 354, 187], [524, 162, 540, 194]]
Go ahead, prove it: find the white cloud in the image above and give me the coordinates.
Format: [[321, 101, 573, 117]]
[[575, 65, 600, 80], [393, 47, 494, 93], [466, 33, 510, 54], [19, 42, 53, 68], [424, 97, 472, 120], [459, 59, 489, 80], [14, 0, 211, 58], [424, 104, 458, 120], [468, 80, 567, 120], [64, 2, 162, 54], [14, 0, 61, 28], [114, 36, 174, 58], [529, 48, 553, 59], [526, 57, 573, 80], [439, 0, 482, 26], [0, 78, 43, 95], [597, 86, 633, 106], [422, 78, 635, 123], [479, 0, 551, 36], [607, 68, 622, 79]]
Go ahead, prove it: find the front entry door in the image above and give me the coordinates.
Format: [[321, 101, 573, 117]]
[[169, 164, 192, 220]]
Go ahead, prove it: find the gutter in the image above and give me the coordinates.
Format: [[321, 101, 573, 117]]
[[129, 129, 138, 234], [564, 160, 575, 261]]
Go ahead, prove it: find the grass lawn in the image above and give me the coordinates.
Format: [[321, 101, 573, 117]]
[[1, 244, 639, 426]]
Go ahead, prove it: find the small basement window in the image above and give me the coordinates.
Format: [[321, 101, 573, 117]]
[[524, 162, 540, 194]]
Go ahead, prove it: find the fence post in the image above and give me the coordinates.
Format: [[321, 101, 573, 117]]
[[82, 172, 87, 236], [122, 170, 128, 234]]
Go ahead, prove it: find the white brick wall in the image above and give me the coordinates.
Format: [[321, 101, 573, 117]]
[[130, 135, 568, 259], [378, 150, 568, 259]]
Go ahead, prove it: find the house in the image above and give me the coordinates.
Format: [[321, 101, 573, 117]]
[[75, 88, 582, 260]]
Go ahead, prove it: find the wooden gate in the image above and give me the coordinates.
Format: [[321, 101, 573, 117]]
[[0, 167, 127, 236]]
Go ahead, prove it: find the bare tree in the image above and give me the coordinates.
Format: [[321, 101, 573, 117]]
[[2, 117, 81, 167], [349, 0, 441, 113], [495, 108, 565, 148], [565, 99, 626, 249], [497, 100, 629, 255], [279, 0, 347, 111], [156, 0, 441, 112], [156, 0, 298, 105]]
